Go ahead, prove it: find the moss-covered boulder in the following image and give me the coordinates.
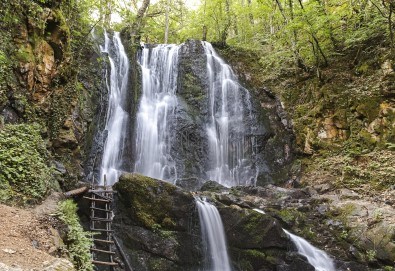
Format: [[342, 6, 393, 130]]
[[115, 173, 195, 230], [217, 205, 298, 270], [113, 173, 202, 271]]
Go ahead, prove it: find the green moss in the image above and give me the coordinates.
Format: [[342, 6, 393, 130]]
[[49, 81, 76, 140], [231, 247, 279, 270], [147, 257, 171, 271], [56, 199, 93, 271], [355, 100, 380, 123], [355, 63, 370, 75], [277, 208, 306, 225], [243, 211, 264, 232], [53, 9, 71, 40], [0, 123, 52, 204], [15, 44, 34, 63], [115, 173, 179, 230]]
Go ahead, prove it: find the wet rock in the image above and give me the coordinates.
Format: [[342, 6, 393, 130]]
[[175, 177, 205, 191], [175, 40, 209, 179], [277, 256, 315, 271], [113, 173, 202, 270], [200, 180, 229, 193], [317, 204, 329, 215], [53, 161, 67, 174], [219, 207, 288, 250], [335, 260, 369, 271], [1, 107, 19, 124]]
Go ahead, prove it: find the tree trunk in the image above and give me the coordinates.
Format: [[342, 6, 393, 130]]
[[202, 25, 207, 41], [130, 0, 151, 45], [389, 1, 394, 49], [220, 0, 231, 46], [276, 0, 307, 71], [247, 0, 254, 24], [297, 0, 328, 67], [164, 0, 170, 43]]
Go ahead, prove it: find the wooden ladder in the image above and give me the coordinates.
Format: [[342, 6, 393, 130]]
[[85, 176, 118, 269]]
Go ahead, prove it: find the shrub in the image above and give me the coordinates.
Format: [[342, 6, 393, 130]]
[[0, 123, 51, 203], [56, 199, 93, 271]]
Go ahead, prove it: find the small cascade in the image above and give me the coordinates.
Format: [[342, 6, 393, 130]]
[[202, 41, 257, 187], [99, 31, 130, 185], [196, 198, 232, 271], [283, 229, 336, 271], [134, 44, 179, 181]]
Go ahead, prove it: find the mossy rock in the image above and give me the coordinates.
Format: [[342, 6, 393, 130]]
[[231, 248, 273, 271], [114, 173, 194, 230], [219, 207, 289, 250]]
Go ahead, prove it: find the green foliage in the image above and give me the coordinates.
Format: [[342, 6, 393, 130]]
[[366, 249, 376, 262], [56, 199, 93, 271], [0, 49, 10, 106], [0, 123, 51, 204]]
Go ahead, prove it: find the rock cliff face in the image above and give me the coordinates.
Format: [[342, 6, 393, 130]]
[[165, 40, 294, 185], [0, 0, 103, 190]]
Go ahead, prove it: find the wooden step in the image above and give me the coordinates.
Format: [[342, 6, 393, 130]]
[[92, 260, 118, 266], [83, 196, 111, 203], [90, 192, 112, 200], [89, 189, 116, 193], [93, 239, 114, 244], [90, 207, 112, 212], [91, 217, 113, 222], [90, 228, 113, 232], [91, 248, 116, 255]]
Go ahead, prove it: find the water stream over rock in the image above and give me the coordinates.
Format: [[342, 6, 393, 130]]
[[283, 229, 336, 271], [196, 198, 232, 271], [202, 42, 258, 187], [99, 31, 130, 185], [134, 44, 179, 181]]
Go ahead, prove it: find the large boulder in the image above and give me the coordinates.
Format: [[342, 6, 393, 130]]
[[113, 173, 202, 271]]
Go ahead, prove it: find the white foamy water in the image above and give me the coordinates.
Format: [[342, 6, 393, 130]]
[[99, 31, 129, 185], [202, 41, 257, 187], [283, 229, 336, 271], [196, 198, 232, 271], [134, 45, 179, 181]]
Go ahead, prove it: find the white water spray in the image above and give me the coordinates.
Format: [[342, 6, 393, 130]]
[[196, 198, 232, 271], [134, 45, 179, 181], [202, 42, 257, 187], [99, 31, 129, 185], [283, 229, 336, 271]]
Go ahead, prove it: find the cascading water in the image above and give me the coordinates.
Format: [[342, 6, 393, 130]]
[[283, 229, 336, 271], [196, 198, 232, 271], [202, 41, 257, 187], [99, 31, 130, 185], [134, 45, 179, 181]]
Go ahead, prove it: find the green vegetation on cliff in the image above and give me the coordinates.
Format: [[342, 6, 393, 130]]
[[56, 199, 94, 271], [0, 123, 52, 204]]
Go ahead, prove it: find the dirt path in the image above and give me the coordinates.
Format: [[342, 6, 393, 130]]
[[0, 195, 73, 270]]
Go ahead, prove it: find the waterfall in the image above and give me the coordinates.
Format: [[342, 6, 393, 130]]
[[196, 198, 232, 271], [283, 229, 336, 271], [134, 45, 179, 181], [202, 41, 257, 187], [99, 31, 130, 185]]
